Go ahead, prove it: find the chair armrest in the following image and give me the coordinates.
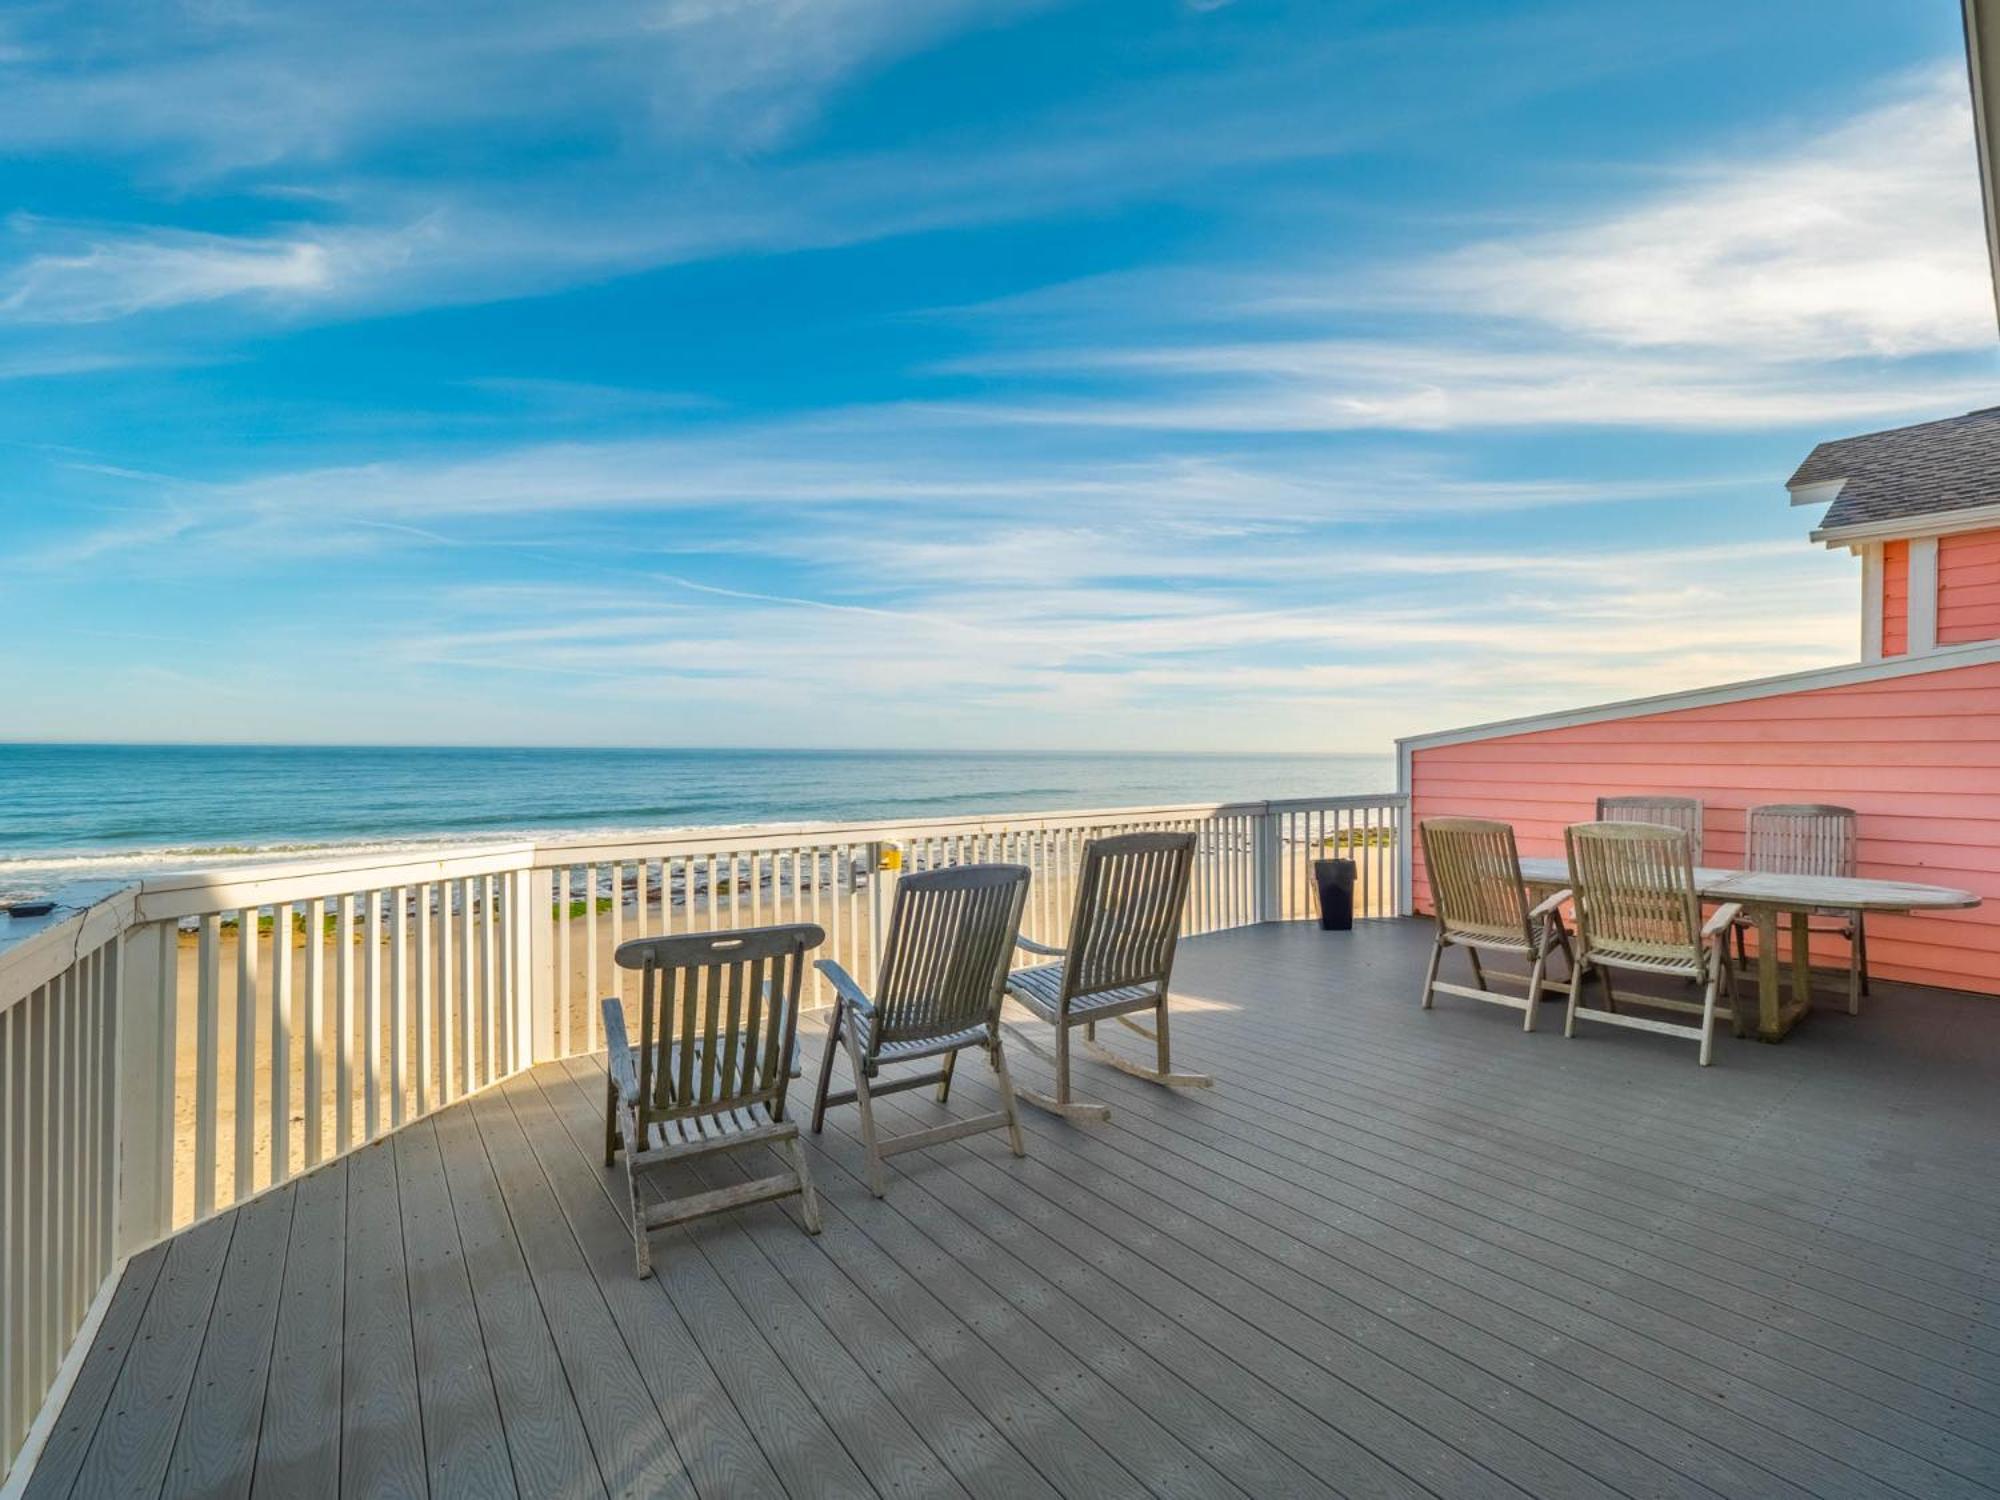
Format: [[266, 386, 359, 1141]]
[[1526, 888, 1572, 922], [1014, 935, 1068, 959], [1701, 903, 1743, 943], [602, 998, 639, 1103], [813, 958, 875, 1014]]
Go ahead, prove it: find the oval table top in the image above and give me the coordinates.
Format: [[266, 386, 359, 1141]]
[[1513, 857, 1981, 914]]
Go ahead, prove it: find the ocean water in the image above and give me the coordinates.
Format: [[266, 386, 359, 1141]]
[[0, 744, 1394, 894]]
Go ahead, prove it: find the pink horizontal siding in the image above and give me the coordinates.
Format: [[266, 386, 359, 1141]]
[[1409, 659, 2000, 995], [1937, 528, 2000, 647], [1881, 539, 1909, 657]]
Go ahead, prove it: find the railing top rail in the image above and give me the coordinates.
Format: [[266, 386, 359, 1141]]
[[0, 885, 137, 1010], [525, 799, 1288, 865], [134, 840, 538, 922], [1265, 794, 1409, 813], [15, 791, 1407, 927], [526, 795, 1415, 866]]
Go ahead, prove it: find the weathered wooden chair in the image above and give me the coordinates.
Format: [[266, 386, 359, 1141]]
[[1563, 822, 1741, 1066], [602, 924, 823, 1277], [1736, 803, 1868, 1013], [810, 864, 1030, 1196], [1418, 817, 1574, 1030], [1595, 795, 1704, 862], [1003, 831, 1210, 1122]]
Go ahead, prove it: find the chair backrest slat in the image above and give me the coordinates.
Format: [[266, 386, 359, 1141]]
[[1595, 795, 1703, 863], [1566, 822, 1701, 969], [1745, 803, 1856, 878], [872, 864, 1029, 1047], [1065, 832, 1197, 998], [1419, 818, 1533, 947], [616, 923, 823, 1121]]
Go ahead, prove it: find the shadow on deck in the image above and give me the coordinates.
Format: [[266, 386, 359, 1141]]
[[25, 919, 2000, 1499]]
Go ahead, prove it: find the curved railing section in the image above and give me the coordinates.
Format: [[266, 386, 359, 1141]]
[[0, 791, 1402, 1481]]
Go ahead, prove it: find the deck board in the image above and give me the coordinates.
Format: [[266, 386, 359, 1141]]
[[30, 919, 2000, 1498]]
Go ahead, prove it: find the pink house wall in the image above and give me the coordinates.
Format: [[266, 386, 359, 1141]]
[[1938, 528, 2000, 646], [1408, 659, 2000, 995], [1881, 539, 1910, 657]]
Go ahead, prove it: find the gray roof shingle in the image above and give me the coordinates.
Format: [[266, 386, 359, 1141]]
[[1791, 406, 2000, 534]]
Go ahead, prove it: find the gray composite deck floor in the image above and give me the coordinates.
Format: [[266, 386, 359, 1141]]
[[25, 918, 2000, 1499]]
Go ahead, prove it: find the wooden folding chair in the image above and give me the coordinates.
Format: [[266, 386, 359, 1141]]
[[1737, 803, 1868, 1013], [1563, 823, 1741, 1066], [810, 864, 1030, 1196], [1418, 817, 1574, 1030], [602, 924, 824, 1277], [1595, 795, 1705, 862], [1004, 831, 1211, 1122]]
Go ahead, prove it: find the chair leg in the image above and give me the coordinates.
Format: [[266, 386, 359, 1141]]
[[1698, 964, 1722, 1067], [1564, 960, 1586, 1038], [844, 1024, 886, 1198], [1153, 996, 1172, 1074], [936, 1049, 957, 1104], [787, 1133, 823, 1234], [990, 1041, 1027, 1158], [810, 1001, 843, 1134], [1466, 947, 1487, 992], [619, 1111, 651, 1279], [1419, 936, 1444, 1009], [1008, 1014, 1114, 1122], [1856, 913, 1870, 999], [1598, 966, 1618, 1014], [603, 1071, 619, 1166], [1523, 949, 1546, 1033]]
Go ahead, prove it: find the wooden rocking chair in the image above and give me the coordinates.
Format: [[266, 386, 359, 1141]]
[[811, 863, 1031, 1196], [602, 924, 824, 1278], [1563, 823, 1741, 1066], [1418, 817, 1574, 1030], [1003, 831, 1211, 1122]]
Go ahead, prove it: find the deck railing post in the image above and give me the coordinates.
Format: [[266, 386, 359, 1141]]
[[1252, 805, 1282, 924], [114, 920, 173, 1254], [526, 865, 556, 1063]]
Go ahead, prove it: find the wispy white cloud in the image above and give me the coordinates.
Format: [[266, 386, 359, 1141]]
[[932, 66, 1999, 434], [1418, 64, 1990, 359], [0, 222, 336, 322]]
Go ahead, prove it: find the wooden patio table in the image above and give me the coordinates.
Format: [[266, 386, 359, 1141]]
[[1514, 858, 1980, 1041]]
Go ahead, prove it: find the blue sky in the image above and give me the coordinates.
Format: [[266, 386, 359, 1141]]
[[0, 0, 1993, 752]]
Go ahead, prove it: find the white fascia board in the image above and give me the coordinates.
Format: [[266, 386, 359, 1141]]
[[1395, 637, 2000, 755], [1813, 500, 2000, 549]]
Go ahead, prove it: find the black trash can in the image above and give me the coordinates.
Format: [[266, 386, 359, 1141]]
[[1313, 858, 1356, 930]]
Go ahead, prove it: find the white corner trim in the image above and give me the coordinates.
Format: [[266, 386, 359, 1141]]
[[1787, 477, 1846, 508], [1860, 542, 1885, 662], [1395, 637, 2000, 755], [1909, 535, 1941, 654], [1396, 738, 1415, 913]]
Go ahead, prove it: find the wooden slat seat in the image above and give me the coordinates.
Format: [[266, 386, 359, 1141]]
[[861, 1019, 994, 1066], [1003, 963, 1161, 1022]]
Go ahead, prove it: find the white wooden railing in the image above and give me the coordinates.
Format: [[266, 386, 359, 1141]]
[[0, 791, 1403, 1483]]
